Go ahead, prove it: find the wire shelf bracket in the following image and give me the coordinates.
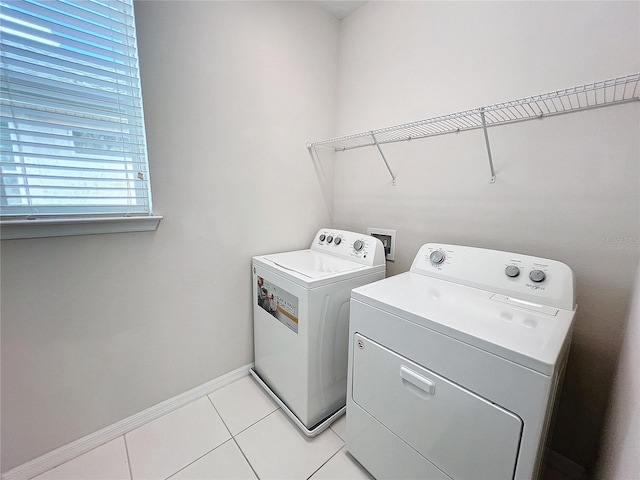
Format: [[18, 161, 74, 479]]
[[371, 132, 397, 186], [308, 73, 640, 184], [480, 108, 496, 184]]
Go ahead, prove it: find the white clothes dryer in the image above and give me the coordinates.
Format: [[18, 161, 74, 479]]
[[346, 243, 576, 480], [251, 228, 385, 436]]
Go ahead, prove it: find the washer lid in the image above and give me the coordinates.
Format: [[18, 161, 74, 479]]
[[264, 250, 366, 279]]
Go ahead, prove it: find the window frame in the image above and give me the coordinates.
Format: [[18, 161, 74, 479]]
[[0, 0, 161, 239]]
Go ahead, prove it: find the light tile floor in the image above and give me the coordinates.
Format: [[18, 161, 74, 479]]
[[31, 374, 571, 480], [32, 375, 372, 480]]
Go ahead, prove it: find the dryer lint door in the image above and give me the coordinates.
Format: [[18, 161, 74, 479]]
[[351, 334, 523, 480]]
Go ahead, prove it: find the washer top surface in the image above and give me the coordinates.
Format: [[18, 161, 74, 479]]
[[351, 243, 577, 375], [264, 250, 366, 278], [253, 228, 386, 288]]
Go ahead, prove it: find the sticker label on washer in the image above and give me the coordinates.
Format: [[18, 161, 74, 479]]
[[257, 276, 299, 333]]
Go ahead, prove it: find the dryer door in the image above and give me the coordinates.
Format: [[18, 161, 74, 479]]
[[352, 334, 523, 480]]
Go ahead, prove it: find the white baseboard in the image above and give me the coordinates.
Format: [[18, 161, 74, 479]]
[[2, 363, 253, 480], [546, 448, 587, 480]]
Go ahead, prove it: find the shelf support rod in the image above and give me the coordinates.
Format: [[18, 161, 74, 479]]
[[479, 108, 497, 183], [371, 132, 397, 186], [306, 142, 315, 162]]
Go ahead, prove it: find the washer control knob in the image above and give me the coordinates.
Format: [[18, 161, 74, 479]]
[[334, 237, 342, 245], [353, 240, 365, 252], [319, 234, 326, 242], [529, 270, 546, 283], [430, 251, 445, 265], [326, 235, 333, 244], [505, 265, 520, 278]]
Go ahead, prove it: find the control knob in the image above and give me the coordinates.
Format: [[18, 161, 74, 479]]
[[326, 235, 333, 244], [505, 265, 520, 278], [430, 251, 445, 265], [319, 234, 326, 242], [529, 270, 546, 283], [334, 237, 342, 245], [353, 240, 365, 252]]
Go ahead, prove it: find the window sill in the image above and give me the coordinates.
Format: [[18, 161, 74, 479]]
[[0, 215, 163, 240]]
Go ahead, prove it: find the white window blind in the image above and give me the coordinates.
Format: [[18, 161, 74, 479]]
[[0, 0, 153, 220]]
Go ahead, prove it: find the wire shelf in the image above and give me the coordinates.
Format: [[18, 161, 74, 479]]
[[308, 73, 640, 152]]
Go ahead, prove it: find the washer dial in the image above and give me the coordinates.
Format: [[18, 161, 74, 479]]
[[334, 237, 342, 245], [505, 265, 520, 278], [353, 240, 365, 252], [430, 250, 445, 265], [529, 270, 546, 283]]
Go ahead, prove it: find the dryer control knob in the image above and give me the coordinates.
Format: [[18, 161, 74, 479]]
[[430, 251, 445, 265], [505, 265, 520, 278], [334, 237, 342, 245], [529, 270, 546, 283], [353, 240, 365, 251]]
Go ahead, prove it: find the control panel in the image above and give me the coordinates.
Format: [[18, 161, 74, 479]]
[[411, 243, 576, 311], [311, 229, 386, 267]]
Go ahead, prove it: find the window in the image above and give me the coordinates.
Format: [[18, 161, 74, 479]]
[[0, 0, 160, 238]]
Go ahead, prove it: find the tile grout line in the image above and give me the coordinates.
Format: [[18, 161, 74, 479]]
[[329, 420, 345, 442], [205, 394, 234, 439], [206, 395, 262, 480], [225, 408, 283, 438], [164, 440, 231, 480], [230, 437, 261, 480], [231, 408, 299, 480], [208, 376, 282, 438], [123, 435, 134, 480], [163, 396, 236, 479], [305, 432, 346, 480]]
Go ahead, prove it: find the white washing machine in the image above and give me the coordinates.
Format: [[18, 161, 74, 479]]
[[346, 243, 576, 480], [251, 228, 386, 436]]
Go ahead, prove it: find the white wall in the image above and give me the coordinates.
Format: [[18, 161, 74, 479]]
[[0, 1, 339, 471], [2, 0, 639, 474], [331, 1, 639, 471], [594, 261, 640, 479]]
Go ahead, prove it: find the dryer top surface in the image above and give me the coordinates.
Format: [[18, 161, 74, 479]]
[[351, 272, 575, 375]]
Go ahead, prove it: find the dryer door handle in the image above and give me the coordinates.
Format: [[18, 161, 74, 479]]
[[400, 365, 436, 399]]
